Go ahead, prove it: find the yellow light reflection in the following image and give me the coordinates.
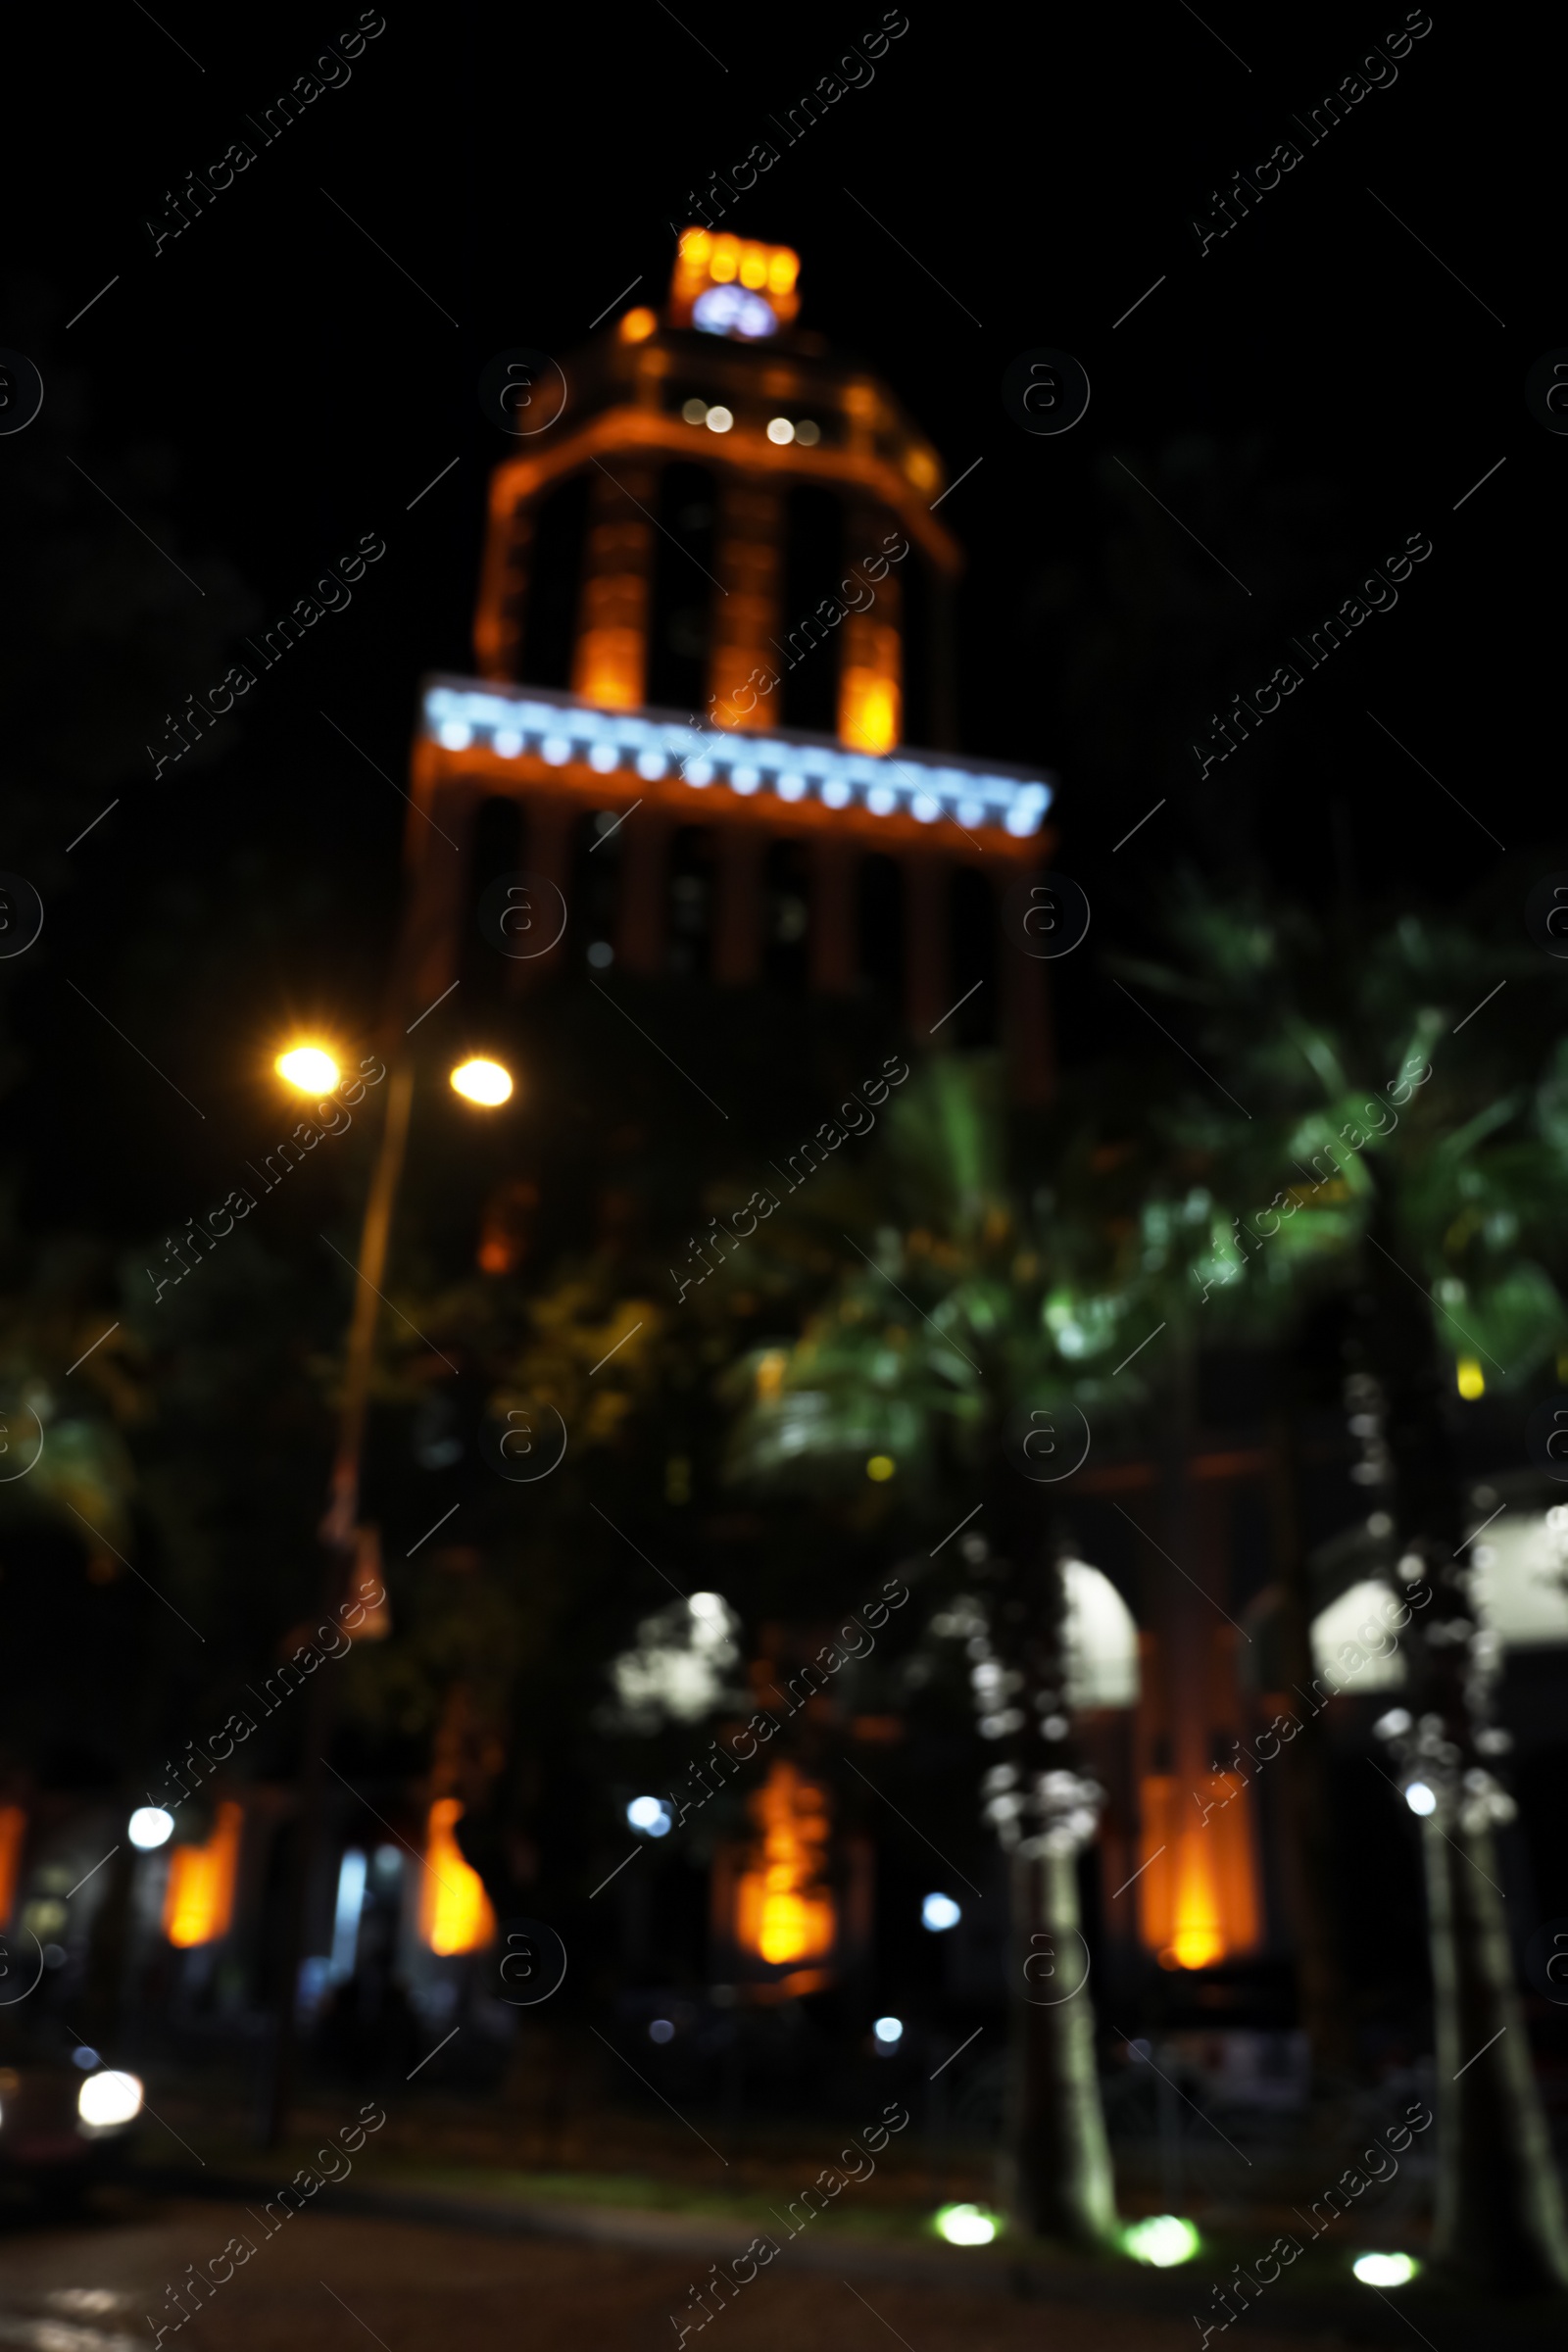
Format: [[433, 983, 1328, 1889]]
[[1456, 1357, 1485, 1399], [736, 1764, 835, 1968], [418, 1797, 497, 1956], [164, 1802, 243, 1948]]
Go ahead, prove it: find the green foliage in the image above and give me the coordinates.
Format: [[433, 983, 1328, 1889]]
[[724, 1054, 1142, 1506], [1115, 877, 1568, 1380]]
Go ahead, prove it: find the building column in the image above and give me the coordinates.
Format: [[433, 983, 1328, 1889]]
[[474, 492, 534, 681], [712, 827, 766, 987], [808, 839, 858, 996], [838, 502, 903, 755], [709, 479, 783, 731], [616, 815, 671, 975], [572, 462, 656, 711], [902, 855, 950, 1038]]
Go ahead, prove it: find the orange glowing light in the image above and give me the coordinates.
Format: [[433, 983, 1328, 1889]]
[[839, 670, 900, 756], [619, 307, 658, 343], [164, 1801, 243, 1948], [418, 1796, 497, 1956], [1136, 1772, 1258, 1972], [735, 1762, 835, 1968], [574, 629, 645, 711], [669, 230, 801, 332], [0, 1806, 25, 1927], [1164, 1832, 1226, 1971]]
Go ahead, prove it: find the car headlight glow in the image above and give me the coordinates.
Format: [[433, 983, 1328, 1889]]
[[77, 2070, 143, 2129]]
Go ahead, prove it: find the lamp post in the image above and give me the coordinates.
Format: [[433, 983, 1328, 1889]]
[[259, 1038, 515, 2147]]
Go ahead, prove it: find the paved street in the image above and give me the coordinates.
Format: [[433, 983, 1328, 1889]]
[[0, 2200, 1319, 2352]]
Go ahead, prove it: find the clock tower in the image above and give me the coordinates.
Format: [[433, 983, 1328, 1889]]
[[396, 231, 1057, 1093]]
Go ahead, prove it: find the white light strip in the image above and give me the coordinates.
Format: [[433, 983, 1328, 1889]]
[[422, 679, 1054, 837]]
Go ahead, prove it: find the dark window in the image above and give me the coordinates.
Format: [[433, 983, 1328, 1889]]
[[949, 866, 997, 1044], [781, 486, 844, 734], [901, 548, 932, 749], [459, 798, 524, 1009], [647, 464, 716, 716], [571, 808, 622, 970], [518, 474, 590, 688], [858, 853, 904, 1005], [763, 838, 810, 994], [667, 825, 715, 980]]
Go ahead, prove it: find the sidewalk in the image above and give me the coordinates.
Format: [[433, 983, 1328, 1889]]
[[131, 2154, 1565, 2349]]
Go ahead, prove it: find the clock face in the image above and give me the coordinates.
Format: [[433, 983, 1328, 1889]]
[[692, 284, 778, 340]]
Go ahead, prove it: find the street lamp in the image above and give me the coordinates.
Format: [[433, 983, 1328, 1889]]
[[450, 1056, 514, 1106], [275, 1043, 342, 1094], [260, 1030, 516, 2146]]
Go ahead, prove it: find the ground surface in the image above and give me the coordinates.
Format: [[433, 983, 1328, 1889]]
[[0, 2199, 1323, 2352]]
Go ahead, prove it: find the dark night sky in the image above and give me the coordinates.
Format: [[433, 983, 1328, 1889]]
[[3, 2, 1560, 1242]]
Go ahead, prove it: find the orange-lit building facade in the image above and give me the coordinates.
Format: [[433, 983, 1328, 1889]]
[[393, 231, 1056, 1095]]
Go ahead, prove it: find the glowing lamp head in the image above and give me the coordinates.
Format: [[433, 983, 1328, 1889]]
[[619, 307, 658, 343], [276, 1045, 340, 1095], [77, 2070, 143, 2130], [866, 1454, 896, 1483], [1353, 2253, 1418, 2288], [922, 1892, 961, 1933], [933, 2203, 1000, 2247], [626, 1796, 672, 1838], [1122, 2214, 1201, 2268], [128, 1807, 174, 1850], [450, 1057, 514, 1106], [872, 2015, 903, 2048], [1405, 1781, 1438, 1816]]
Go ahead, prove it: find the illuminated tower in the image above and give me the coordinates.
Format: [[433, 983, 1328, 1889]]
[[397, 231, 1056, 1092]]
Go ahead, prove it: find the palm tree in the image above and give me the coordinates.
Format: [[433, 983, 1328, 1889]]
[[725, 1054, 1135, 2249], [1118, 881, 1568, 2292]]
